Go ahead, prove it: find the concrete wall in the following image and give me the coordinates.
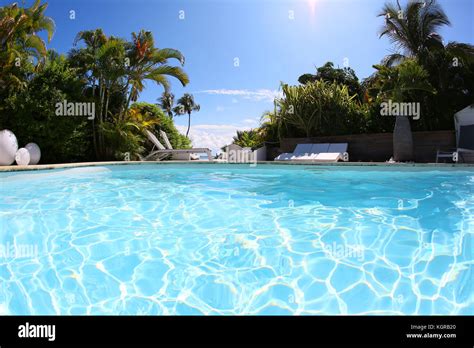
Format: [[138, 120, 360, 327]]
[[222, 145, 267, 163], [277, 130, 456, 163]]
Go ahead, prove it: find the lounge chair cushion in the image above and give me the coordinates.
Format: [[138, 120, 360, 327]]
[[310, 143, 330, 154], [293, 144, 313, 154]]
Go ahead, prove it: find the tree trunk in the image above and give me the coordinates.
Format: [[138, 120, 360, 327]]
[[91, 80, 99, 159], [119, 79, 131, 121], [104, 89, 110, 122], [98, 82, 106, 158], [393, 116, 414, 162], [123, 88, 133, 122], [186, 112, 191, 137], [102, 88, 111, 158]]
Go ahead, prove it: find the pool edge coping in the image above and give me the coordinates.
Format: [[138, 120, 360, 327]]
[[1, 160, 473, 172]]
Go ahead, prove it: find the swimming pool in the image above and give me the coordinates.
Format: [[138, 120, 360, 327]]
[[0, 163, 472, 315]]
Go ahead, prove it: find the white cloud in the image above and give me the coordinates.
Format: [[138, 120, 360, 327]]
[[197, 89, 282, 102], [176, 122, 256, 153], [243, 118, 259, 127]]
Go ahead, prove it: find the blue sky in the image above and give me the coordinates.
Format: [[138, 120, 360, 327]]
[[5, 0, 473, 152]]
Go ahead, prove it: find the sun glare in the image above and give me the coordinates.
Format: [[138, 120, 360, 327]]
[[307, 0, 318, 16]]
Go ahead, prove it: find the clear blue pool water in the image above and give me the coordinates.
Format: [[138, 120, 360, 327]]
[[0, 164, 472, 315]]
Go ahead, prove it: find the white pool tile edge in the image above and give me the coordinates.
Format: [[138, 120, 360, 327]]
[[0, 160, 473, 173]]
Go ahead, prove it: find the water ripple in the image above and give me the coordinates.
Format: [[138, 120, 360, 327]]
[[0, 164, 472, 315]]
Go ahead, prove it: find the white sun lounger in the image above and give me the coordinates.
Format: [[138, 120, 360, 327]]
[[159, 129, 173, 150], [275, 143, 348, 162], [159, 129, 199, 160], [275, 144, 313, 161], [289, 143, 330, 161], [143, 130, 213, 161], [312, 143, 349, 162]]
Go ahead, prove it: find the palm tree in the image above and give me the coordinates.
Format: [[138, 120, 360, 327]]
[[379, 0, 447, 65], [379, 0, 474, 67], [122, 30, 189, 119], [174, 93, 200, 137], [72, 30, 125, 124], [71, 29, 190, 158], [377, 0, 472, 161], [158, 91, 175, 118], [71, 29, 107, 91], [0, 0, 55, 90], [70, 29, 127, 158], [0, 0, 55, 57]]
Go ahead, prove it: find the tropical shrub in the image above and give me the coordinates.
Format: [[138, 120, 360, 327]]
[[99, 120, 144, 160], [130, 103, 191, 149], [0, 53, 92, 163], [258, 110, 280, 144], [99, 103, 193, 160], [231, 129, 263, 149], [275, 80, 368, 138]]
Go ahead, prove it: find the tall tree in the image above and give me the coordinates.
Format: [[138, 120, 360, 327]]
[[378, 0, 473, 67], [174, 93, 200, 138], [298, 62, 362, 99], [158, 91, 175, 118], [377, 0, 474, 159], [70, 29, 190, 159], [70, 30, 126, 158], [379, 0, 447, 65], [122, 30, 189, 119]]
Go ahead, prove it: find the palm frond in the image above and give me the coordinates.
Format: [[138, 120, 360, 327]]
[[382, 53, 407, 66], [148, 65, 189, 87], [152, 48, 185, 65]]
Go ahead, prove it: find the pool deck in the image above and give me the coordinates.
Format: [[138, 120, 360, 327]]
[[0, 160, 473, 172]]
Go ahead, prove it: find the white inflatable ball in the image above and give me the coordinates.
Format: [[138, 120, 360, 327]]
[[15, 148, 30, 166], [0, 129, 19, 165], [25, 143, 41, 165]]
